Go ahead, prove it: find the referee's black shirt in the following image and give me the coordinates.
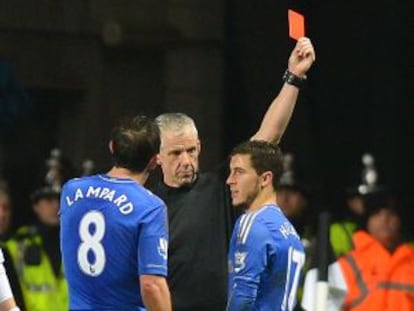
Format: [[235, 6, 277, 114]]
[[149, 166, 236, 311]]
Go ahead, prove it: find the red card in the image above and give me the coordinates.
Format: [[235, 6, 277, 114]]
[[288, 9, 305, 40]]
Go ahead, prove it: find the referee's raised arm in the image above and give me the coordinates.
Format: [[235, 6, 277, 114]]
[[251, 37, 315, 144]]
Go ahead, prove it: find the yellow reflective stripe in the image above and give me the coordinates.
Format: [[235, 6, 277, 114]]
[[344, 254, 368, 308], [377, 282, 414, 293], [25, 283, 54, 292]]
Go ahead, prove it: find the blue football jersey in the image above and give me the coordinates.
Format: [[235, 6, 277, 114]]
[[60, 174, 168, 311], [227, 204, 305, 311]]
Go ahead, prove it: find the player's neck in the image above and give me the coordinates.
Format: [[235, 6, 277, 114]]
[[247, 188, 276, 212], [107, 166, 149, 186]]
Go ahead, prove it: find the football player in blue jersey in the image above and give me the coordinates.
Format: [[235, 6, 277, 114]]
[[226, 140, 305, 311], [60, 116, 171, 311]]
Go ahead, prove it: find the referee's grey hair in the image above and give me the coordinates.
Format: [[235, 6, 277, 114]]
[[155, 113, 198, 138]]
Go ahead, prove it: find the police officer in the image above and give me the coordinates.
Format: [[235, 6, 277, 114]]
[[330, 153, 391, 257], [5, 186, 68, 311], [5, 150, 69, 311]]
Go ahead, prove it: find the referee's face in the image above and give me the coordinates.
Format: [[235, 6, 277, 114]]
[[158, 129, 201, 188]]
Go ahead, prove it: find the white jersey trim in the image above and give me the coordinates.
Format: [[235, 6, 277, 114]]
[[98, 175, 136, 184], [238, 204, 281, 244]]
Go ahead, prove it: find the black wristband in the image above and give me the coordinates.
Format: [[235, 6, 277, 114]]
[[282, 70, 306, 88]]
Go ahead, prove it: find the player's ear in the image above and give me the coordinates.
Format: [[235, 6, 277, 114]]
[[148, 155, 159, 171], [108, 140, 114, 154], [260, 171, 273, 188], [155, 153, 161, 165]]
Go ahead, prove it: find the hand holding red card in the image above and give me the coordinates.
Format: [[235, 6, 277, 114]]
[[287, 37, 316, 77]]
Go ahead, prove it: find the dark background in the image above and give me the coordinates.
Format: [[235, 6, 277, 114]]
[[0, 0, 412, 229]]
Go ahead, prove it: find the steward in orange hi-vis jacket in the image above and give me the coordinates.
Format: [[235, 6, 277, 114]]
[[339, 208, 414, 311]]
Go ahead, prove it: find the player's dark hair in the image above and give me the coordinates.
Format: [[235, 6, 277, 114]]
[[110, 115, 160, 173], [230, 140, 283, 189]]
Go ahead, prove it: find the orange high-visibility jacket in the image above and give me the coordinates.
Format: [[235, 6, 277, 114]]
[[338, 230, 414, 311]]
